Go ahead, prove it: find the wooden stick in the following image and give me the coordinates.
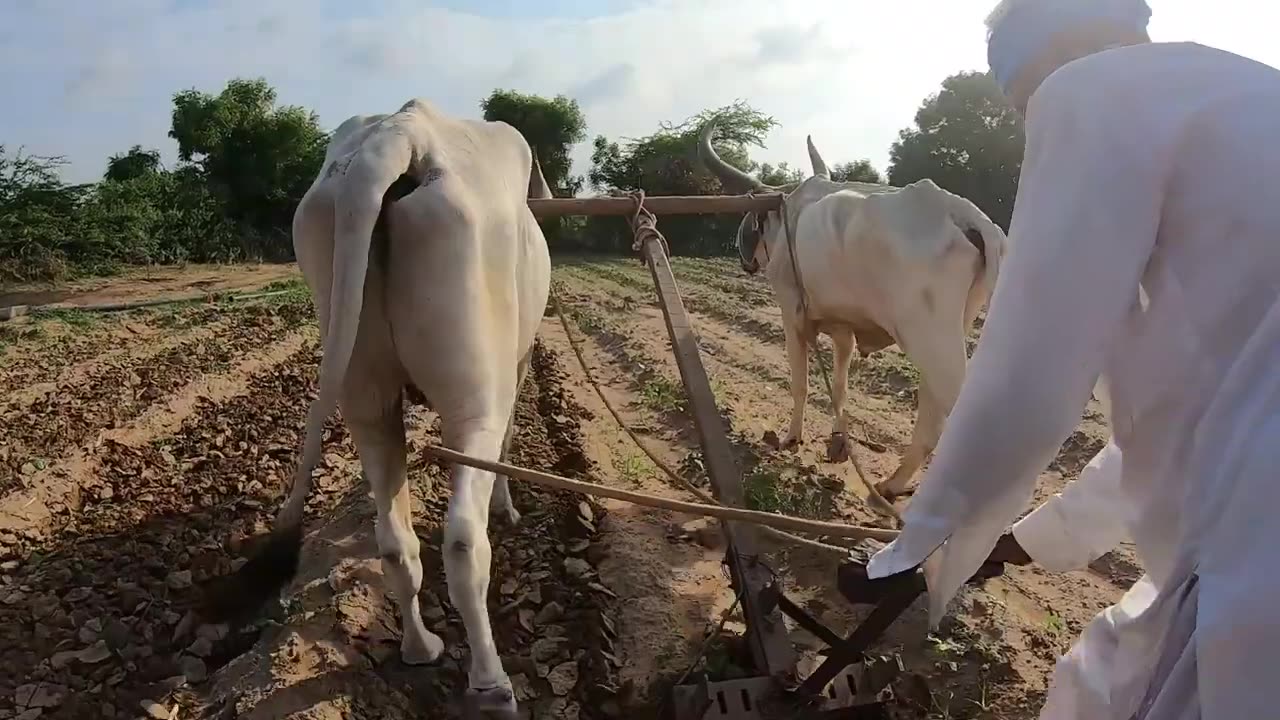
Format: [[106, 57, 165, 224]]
[[420, 443, 900, 542], [528, 194, 783, 218]]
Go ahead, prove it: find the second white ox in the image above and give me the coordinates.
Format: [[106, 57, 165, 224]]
[[698, 123, 1007, 499], [219, 98, 552, 716]]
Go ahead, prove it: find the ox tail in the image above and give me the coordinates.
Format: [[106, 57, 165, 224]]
[[199, 135, 416, 625], [947, 196, 1006, 301]]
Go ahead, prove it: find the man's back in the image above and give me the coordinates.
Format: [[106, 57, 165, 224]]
[[1060, 42, 1280, 373], [1020, 43, 1280, 585]]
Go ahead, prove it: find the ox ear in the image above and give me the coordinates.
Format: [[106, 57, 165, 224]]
[[806, 135, 830, 179], [528, 151, 553, 200], [735, 212, 762, 273]]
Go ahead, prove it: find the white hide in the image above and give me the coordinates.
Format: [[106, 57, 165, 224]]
[[778, 178, 1005, 497], [285, 98, 551, 713], [700, 125, 1006, 499]]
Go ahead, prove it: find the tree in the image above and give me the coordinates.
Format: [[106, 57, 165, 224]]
[[830, 159, 883, 184], [104, 145, 162, 183], [480, 89, 587, 197], [758, 162, 803, 187], [586, 100, 779, 255], [887, 71, 1025, 230], [169, 77, 327, 257], [588, 100, 775, 197], [0, 147, 90, 281]]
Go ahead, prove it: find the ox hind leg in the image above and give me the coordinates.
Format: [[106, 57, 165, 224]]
[[874, 313, 967, 500], [345, 383, 445, 666], [488, 348, 532, 527], [435, 382, 522, 712], [335, 286, 444, 666], [401, 329, 525, 711]]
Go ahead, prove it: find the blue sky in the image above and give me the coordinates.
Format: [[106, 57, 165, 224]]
[[1, 0, 1275, 187]]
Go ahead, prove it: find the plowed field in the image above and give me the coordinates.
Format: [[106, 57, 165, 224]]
[[0, 258, 1135, 719]]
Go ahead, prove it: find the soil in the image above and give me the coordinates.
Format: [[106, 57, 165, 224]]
[[0, 259, 1137, 720], [0, 263, 298, 309]]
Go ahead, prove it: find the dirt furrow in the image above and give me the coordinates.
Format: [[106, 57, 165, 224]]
[[0, 303, 312, 496], [573, 260, 789, 346], [0, 320, 151, 399], [535, 318, 747, 711], [0, 303, 236, 399], [0, 327, 316, 559], [170, 341, 623, 720], [0, 339, 334, 719], [554, 272, 911, 463]]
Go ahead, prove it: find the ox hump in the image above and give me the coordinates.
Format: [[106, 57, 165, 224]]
[[860, 181, 956, 262]]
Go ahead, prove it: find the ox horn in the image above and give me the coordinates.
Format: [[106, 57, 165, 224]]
[[529, 150, 553, 200], [697, 120, 766, 194], [807, 135, 830, 179]]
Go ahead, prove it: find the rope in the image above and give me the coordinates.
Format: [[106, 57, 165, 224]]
[[419, 443, 898, 541], [552, 293, 868, 556], [778, 198, 902, 524], [627, 190, 670, 258]]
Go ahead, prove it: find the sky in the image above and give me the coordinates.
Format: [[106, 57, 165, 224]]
[[1, 0, 1276, 187]]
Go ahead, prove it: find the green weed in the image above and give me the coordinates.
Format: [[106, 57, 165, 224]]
[[743, 465, 827, 519], [638, 375, 686, 414]]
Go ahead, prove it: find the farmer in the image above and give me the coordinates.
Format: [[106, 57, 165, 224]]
[[865, 0, 1280, 717]]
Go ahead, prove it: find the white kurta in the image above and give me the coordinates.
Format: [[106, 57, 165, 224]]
[[866, 41, 1280, 719], [1012, 439, 1129, 574]]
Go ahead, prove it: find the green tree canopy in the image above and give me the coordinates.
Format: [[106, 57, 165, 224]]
[[588, 100, 777, 196], [758, 161, 803, 187], [830, 159, 883, 184], [0, 147, 89, 280], [104, 145, 163, 183], [169, 77, 327, 252], [586, 101, 779, 255], [480, 89, 587, 197], [886, 71, 1025, 229]]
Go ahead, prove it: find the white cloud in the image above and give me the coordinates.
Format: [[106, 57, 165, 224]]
[[0, 0, 1275, 185]]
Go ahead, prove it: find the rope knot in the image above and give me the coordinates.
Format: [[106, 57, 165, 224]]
[[627, 190, 670, 260]]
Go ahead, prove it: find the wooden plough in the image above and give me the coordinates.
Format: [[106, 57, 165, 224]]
[[526, 193, 1011, 719]]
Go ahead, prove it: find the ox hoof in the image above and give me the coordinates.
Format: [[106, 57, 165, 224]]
[[873, 482, 915, 502], [826, 433, 851, 463], [401, 629, 445, 666], [492, 505, 522, 527], [463, 683, 518, 719], [490, 497, 522, 528]]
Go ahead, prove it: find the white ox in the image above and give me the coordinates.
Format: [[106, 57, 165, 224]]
[[698, 123, 1007, 499], [214, 98, 551, 716]]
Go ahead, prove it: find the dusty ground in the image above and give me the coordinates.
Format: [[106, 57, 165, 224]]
[[0, 258, 1138, 719], [0, 264, 299, 309]]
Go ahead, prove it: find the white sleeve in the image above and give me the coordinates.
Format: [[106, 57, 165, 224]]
[[1013, 440, 1129, 573], [866, 63, 1172, 627]]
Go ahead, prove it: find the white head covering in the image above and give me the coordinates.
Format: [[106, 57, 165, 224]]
[[986, 0, 1153, 95]]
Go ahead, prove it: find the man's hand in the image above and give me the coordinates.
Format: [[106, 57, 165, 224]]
[[987, 532, 1033, 566]]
